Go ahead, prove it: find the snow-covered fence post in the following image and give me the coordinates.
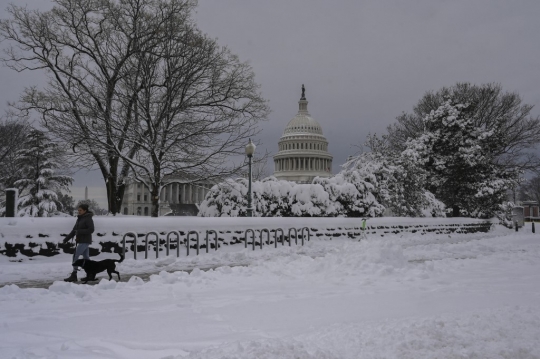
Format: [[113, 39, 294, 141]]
[[274, 228, 284, 248], [206, 230, 218, 252], [288, 228, 298, 246], [300, 227, 311, 245], [166, 231, 181, 257], [187, 231, 199, 256], [145, 231, 159, 259], [5, 189, 18, 217], [245, 229, 255, 249], [259, 228, 270, 250], [122, 232, 138, 259]]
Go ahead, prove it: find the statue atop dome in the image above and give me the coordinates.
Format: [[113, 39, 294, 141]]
[[301, 84, 306, 100]]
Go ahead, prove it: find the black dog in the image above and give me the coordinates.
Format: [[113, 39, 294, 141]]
[[73, 253, 124, 284]]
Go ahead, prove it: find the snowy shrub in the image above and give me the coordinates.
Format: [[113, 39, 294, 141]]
[[496, 201, 515, 228], [200, 177, 344, 217], [337, 140, 438, 217], [422, 191, 446, 217], [313, 173, 380, 217], [199, 178, 250, 217]]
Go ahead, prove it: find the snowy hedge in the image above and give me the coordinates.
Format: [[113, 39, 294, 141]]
[[199, 163, 444, 218]]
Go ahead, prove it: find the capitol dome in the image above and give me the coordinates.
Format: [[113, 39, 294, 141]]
[[273, 85, 333, 183]]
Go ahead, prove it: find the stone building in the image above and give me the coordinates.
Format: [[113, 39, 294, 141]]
[[273, 85, 333, 183], [121, 175, 213, 216]]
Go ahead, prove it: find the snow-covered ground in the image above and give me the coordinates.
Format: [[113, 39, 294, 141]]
[[0, 217, 539, 358]]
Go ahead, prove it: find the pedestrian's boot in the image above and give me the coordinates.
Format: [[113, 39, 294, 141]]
[[64, 271, 77, 282]]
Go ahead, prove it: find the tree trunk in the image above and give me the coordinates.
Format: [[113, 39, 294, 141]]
[[452, 205, 460, 217], [151, 184, 160, 217], [103, 156, 126, 216], [106, 174, 126, 216]]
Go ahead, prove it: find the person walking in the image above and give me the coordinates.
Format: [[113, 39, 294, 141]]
[[63, 204, 95, 282]]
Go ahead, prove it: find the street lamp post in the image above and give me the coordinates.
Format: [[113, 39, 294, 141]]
[[245, 139, 256, 217]]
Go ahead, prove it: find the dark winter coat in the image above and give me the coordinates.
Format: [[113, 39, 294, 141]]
[[64, 212, 94, 244]]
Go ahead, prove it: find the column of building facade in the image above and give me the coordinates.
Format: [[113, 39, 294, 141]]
[[180, 184, 184, 204]]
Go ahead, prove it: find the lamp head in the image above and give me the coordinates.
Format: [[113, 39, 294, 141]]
[[245, 139, 256, 157]]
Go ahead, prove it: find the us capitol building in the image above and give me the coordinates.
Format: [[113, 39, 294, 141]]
[[121, 85, 332, 216], [273, 85, 333, 183]]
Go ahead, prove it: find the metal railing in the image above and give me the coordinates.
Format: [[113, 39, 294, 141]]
[[259, 228, 270, 250], [205, 230, 219, 252], [187, 231, 199, 256], [274, 228, 284, 248], [245, 229, 255, 249], [120, 227, 312, 260], [288, 227, 298, 246], [166, 231, 182, 257], [145, 231, 159, 259]]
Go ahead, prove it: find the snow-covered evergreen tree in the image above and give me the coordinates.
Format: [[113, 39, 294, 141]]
[[404, 101, 520, 217], [14, 129, 73, 217], [333, 134, 444, 218]]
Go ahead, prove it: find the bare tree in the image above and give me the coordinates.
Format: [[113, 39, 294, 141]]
[[251, 152, 271, 181], [387, 83, 540, 174], [0, 0, 180, 214], [519, 176, 540, 204], [104, 4, 269, 217]]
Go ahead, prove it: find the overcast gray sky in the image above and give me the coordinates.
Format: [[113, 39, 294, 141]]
[[1, 0, 540, 207]]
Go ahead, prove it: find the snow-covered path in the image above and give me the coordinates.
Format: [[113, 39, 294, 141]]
[[1, 228, 539, 358]]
